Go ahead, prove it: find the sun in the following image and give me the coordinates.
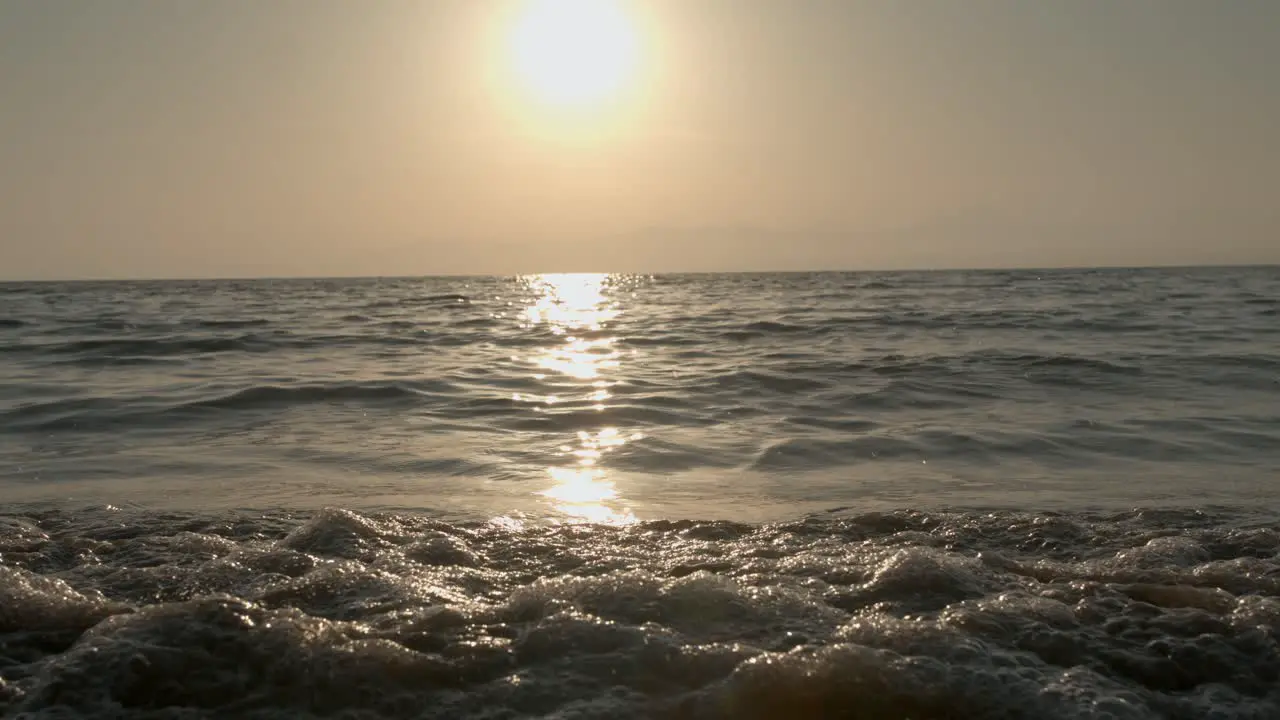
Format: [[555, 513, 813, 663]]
[[507, 0, 641, 109]]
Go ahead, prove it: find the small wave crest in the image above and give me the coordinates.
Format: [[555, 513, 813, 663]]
[[191, 382, 445, 411], [48, 335, 271, 358], [190, 318, 271, 329], [2, 382, 455, 432]]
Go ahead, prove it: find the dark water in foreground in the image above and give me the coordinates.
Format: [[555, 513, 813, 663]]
[[1, 268, 1278, 717]]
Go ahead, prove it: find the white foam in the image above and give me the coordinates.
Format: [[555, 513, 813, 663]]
[[1, 507, 1277, 718]]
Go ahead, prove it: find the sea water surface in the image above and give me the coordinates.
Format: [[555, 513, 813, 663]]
[[1, 268, 1278, 718]]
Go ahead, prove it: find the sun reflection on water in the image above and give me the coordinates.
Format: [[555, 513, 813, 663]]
[[520, 274, 637, 524], [535, 336, 619, 380], [540, 467, 635, 524], [522, 273, 618, 332]]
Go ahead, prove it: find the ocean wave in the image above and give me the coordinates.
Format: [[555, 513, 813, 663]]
[[189, 318, 272, 329], [506, 403, 713, 432], [1, 382, 456, 433], [366, 294, 473, 308], [66, 318, 139, 332], [618, 333, 708, 347], [1181, 353, 1280, 371], [5, 331, 500, 360], [188, 381, 451, 411], [711, 369, 831, 393], [1, 507, 1278, 718], [421, 293, 473, 304], [1018, 354, 1144, 374], [747, 430, 1093, 470], [2, 396, 138, 430], [820, 380, 991, 410], [48, 354, 188, 368], [47, 335, 272, 357], [783, 352, 1152, 393]]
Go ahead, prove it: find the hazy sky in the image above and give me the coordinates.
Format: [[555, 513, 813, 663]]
[[2, 0, 1278, 279]]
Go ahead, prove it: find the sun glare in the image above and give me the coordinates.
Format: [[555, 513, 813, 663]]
[[507, 0, 641, 109], [515, 274, 638, 525]]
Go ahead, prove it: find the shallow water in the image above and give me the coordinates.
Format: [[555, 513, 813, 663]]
[[1, 268, 1279, 717]]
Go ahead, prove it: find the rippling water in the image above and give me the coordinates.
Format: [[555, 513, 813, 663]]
[[2, 268, 1278, 717]]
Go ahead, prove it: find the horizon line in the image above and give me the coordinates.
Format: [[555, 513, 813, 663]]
[[1, 261, 1276, 284]]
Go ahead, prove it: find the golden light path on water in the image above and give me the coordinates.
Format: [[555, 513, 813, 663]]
[[520, 274, 638, 525]]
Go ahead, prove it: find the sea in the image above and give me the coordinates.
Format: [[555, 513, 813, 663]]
[[1, 267, 1278, 718]]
